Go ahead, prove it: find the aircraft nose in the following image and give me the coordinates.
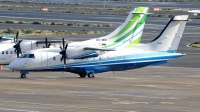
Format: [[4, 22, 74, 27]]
[[8, 62, 15, 70], [8, 60, 18, 70]]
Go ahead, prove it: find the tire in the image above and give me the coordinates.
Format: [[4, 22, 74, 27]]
[[20, 74, 26, 78], [79, 73, 86, 78], [88, 72, 95, 78]]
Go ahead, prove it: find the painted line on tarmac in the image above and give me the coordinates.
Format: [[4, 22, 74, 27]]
[[0, 107, 39, 112], [0, 99, 125, 112]]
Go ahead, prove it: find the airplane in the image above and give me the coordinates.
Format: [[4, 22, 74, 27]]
[[0, 32, 62, 65], [0, 7, 149, 66], [8, 15, 189, 78], [188, 10, 200, 14]]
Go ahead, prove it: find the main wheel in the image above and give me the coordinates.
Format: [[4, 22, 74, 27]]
[[20, 74, 26, 78], [79, 73, 86, 78], [87, 72, 95, 78]]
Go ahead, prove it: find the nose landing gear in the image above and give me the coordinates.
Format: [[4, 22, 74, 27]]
[[20, 70, 28, 78], [21, 74, 26, 78]]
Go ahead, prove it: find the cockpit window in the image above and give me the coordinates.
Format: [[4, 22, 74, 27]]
[[28, 54, 35, 58], [19, 54, 35, 58], [19, 54, 28, 58]]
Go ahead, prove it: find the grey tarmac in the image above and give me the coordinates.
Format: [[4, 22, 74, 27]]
[[0, 66, 200, 112]]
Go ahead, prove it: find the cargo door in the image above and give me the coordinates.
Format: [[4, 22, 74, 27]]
[[41, 52, 48, 68]]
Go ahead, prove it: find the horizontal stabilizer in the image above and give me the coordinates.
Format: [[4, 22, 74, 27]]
[[173, 15, 189, 21]]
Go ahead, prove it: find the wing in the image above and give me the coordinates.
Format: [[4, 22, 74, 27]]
[[84, 47, 115, 51], [36, 40, 62, 44]]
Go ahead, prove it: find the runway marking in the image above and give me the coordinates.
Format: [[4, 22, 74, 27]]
[[0, 99, 125, 112], [0, 107, 39, 112], [0, 16, 121, 24]]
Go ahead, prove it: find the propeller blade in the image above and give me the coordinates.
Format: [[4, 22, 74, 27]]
[[19, 48, 22, 54], [64, 44, 68, 50], [14, 48, 17, 53], [18, 40, 23, 44], [62, 38, 65, 49], [17, 50, 19, 58], [59, 46, 63, 50], [16, 31, 19, 43], [0, 35, 2, 42], [47, 43, 51, 48], [64, 57, 66, 69], [45, 38, 48, 48], [60, 56, 64, 62]]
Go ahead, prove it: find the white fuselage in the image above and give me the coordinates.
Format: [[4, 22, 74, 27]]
[[0, 40, 41, 65]]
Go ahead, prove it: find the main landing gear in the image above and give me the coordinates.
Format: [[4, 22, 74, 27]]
[[87, 72, 95, 78], [78, 72, 95, 78]]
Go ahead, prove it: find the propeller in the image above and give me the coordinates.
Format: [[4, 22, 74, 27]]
[[59, 38, 68, 69], [13, 31, 23, 58], [43, 38, 51, 48], [0, 35, 3, 42]]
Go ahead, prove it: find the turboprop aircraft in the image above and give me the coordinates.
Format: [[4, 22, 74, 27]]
[[188, 10, 200, 14], [8, 15, 189, 78], [0, 32, 61, 65], [0, 7, 149, 66]]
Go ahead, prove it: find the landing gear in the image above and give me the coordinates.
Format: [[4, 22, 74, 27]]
[[78, 72, 95, 78], [20, 70, 28, 79], [20, 74, 26, 78], [87, 72, 95, 78], [79, 73, 86, 78]]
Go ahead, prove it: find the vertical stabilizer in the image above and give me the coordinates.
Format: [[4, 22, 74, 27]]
[[84, 7, 149, 49], [147, 15, 188, 52], [104, 7, 149, 49]]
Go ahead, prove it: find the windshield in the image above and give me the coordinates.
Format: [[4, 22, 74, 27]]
[[28, 54, 35, 58], [19, 54, 28, 58], [19, 54, 35, 58]]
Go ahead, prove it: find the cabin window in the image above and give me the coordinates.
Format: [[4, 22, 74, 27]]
[[10, 51, 13, 54], [6, 51, 8, 54], [99, 57, 101, 60], [19, 54, 28, 58], [107, 57, 109, 60], [2, 51, 4, 54], [53, 57, 56, 60], [123, 56, 125, 60], [28, 54, 35, 58]]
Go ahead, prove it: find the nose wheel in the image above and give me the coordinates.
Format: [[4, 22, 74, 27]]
[[20, 70, 28, 78], [20, 74, 26, 78]]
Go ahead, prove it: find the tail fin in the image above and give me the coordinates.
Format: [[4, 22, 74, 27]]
[[101, 7, 149, 49], [147, 15, 188, 52]]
